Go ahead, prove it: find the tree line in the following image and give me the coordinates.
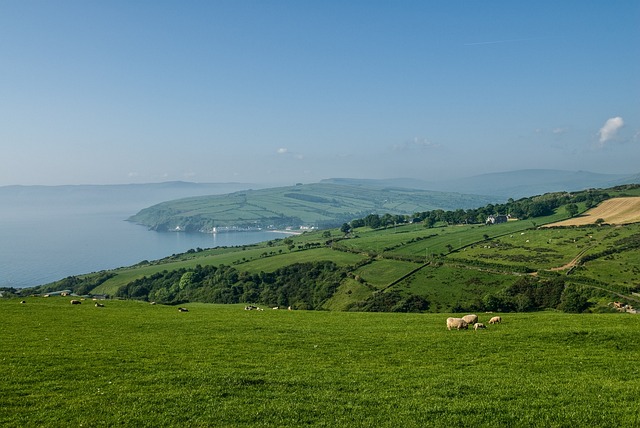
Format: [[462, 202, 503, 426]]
[[115, 261, 346, 310], [343, 187, 626, 231]]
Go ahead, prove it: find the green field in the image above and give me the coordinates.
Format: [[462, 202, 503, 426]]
[[35, 214, 640, 313], [2, 298, 639, 427], [24, 186, 640, 313]]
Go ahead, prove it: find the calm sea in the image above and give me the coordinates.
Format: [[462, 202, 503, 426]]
[[0, 206, 289, 289]]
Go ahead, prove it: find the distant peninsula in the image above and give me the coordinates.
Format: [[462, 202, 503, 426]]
[[127, 182, 499, 232]]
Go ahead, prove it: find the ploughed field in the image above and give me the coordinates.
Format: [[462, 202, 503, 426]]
[[546, 197, 640, 227], [3, 298, 639, 427]]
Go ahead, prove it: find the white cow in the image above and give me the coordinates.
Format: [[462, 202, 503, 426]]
[[462, 314, 478, 324], [473, 323, 486, 330], [446, 317, 469, 330]]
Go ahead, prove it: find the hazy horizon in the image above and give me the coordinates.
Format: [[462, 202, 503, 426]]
[[1, 2, 638, 187], [0, 167, 637, 189]]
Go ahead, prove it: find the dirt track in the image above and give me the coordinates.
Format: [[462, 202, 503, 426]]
[[545, 197, 640, 227]]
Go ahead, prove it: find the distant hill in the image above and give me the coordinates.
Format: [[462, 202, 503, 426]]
[[324, 169, 639, 199], [128, 182, 499, 232]]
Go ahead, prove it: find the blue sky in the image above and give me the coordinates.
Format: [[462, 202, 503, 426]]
[[1, 1, 638, 186]]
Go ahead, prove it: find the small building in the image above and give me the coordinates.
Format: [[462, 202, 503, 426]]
[[486, 215, 508, 225]]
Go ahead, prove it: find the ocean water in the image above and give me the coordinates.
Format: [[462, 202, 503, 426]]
[[0, 207, 289, 289]]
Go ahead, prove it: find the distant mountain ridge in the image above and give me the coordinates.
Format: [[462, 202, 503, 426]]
[[323, 169, 639, 199]]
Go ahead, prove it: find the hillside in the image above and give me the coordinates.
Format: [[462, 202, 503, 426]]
[[22, 184, 640, 314], [128, 182, 499, 232], [544, 197, 640, 227]]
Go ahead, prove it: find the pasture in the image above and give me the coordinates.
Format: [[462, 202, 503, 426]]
[[2, 298, 639, 427]]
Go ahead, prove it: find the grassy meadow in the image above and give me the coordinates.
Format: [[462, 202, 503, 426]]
[[2, 298, 640, 427]]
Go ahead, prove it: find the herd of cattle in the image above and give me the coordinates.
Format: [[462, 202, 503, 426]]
[[446, 314, 502, 331]]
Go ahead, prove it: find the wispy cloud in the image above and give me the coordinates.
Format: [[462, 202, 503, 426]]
[[597, 116, 624, 146]]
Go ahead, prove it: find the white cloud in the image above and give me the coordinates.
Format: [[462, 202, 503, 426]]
[[276, 147, 304, 160], [598, 117, 624, 145]]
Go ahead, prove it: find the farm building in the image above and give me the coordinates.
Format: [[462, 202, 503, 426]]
[[486, 215, 508, 225]]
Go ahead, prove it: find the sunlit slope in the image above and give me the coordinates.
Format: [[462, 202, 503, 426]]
[[545, 197, 640, 227], [128, 182, 499, 231], [89, 211, 640, 311]]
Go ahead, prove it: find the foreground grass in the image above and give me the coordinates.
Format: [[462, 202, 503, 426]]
[[2, 298, 639, 427]]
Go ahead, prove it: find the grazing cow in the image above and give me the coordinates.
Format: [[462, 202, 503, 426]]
[[178, 307, 189, 312], [488, 316, 502, 324], [150, 301, 156, 305], [473, 323, 486, 330], [446, 317, 469, 330], [20, 300, 26, 304], [70, 299, 81, 305], [95, 303, 105, 307], [462, 314, 478, 325]]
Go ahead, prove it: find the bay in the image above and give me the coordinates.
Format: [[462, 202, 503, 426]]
[[1, 203, 289, 290]]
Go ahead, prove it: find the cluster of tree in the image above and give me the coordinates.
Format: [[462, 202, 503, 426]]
[[480, 276, 594, 313], [350, 213, 408, 229], [346, 291, 430, 313], [115, 261, 346, 310], [25, 272, 115, 297], [0, 287, 20, 298], [149, 214, 305, 233]]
